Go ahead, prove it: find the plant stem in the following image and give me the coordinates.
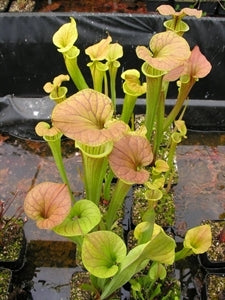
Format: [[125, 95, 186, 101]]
[[120, 94, 137, 124], [76, 141, 113, 205], [166, 136, 178, 172], [163, 77, 196, 131], [153, 90, 165, 158], [108, 61, 119, 111], [64, 50, 88, 90], [83, 155, 108, 205], [175, 247, 193, 261], [88, 61, 108, 92], [103, 169, 115, 202], [105, 179, 131, 230], [45, 136, 74, 202], [142, 63, 165, 142], [164, 133, 180, 187]]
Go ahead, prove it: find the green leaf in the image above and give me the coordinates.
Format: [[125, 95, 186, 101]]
[[101, 244, 149, 299], [53, 199, 101, 236], [145, 189, 163, 201], [121, 69, 146, 97], [106, 43, 123, 62], [85, 35, 112, 61], [154, 159, 170, 174], [82, 231, 127, 278], [149, 262, 167, 281], [130, 279, 142, 292], [24, 182, 71, 230], [52, 89, 128, 146], [137, 31, 190, 72], [101, 225, 175, 299], [53, 17, 78, 53], [134, 221, 154, 244], [143, 225, 176, 264], [149, 31, 190, 71], [75, 140, 113, 159], [183, 224, 212, 254], [109, 134, 153, 184]]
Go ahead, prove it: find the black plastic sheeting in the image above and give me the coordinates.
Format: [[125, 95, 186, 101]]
[[1, 95, 225, 140], [0, 13, 225, 138], [0, 95, 55, 139]]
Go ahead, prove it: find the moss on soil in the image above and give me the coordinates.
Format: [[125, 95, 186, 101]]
[[202, 219, 225, 263], [0, 268, 11, 299], [207, 274, 225, 300], [0, 218, 24, 262]]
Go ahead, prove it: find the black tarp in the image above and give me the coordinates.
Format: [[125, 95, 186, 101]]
[[0, 13, 225, 137]]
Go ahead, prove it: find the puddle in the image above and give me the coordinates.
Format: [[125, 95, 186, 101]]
[[11, 240, 77, 299], [0, 136, 83, 207], [31, 267, 74, 300], [13, 267, 75, 299], [175, 131, 225, 229]]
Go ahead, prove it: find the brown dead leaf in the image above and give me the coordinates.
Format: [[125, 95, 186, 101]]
[[39, 2, 61, 12], [0, 134, 9, 146]]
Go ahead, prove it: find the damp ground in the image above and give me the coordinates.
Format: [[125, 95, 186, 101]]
[[0, 130, 225, 298]]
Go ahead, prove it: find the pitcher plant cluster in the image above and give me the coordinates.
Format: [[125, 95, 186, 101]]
[[24, 5, 212, 299]]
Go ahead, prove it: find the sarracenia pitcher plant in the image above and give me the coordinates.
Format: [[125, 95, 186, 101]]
[[24, 5, 212, 299]]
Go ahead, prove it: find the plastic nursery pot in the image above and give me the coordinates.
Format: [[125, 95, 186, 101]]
[[199, 220, 225, 272], [201, 273, 225, 300], [0, 219, 27, 271], [132, 186, 176, 228], [70, 268, 129, 300], [70, 267, 180, 300], [126, 227, 181, 299], [0, 267, 12, 298]]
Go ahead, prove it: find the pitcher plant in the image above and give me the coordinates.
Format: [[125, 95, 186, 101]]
[[24, 5, 212, 299]]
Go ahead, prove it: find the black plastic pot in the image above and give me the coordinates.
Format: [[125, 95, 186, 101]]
[[199, 220, 225, 272], [70, 267, 131, 299], [0, 267, 12, 297], [0, 226, 27, 271], [201, 273, 225, 300]]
